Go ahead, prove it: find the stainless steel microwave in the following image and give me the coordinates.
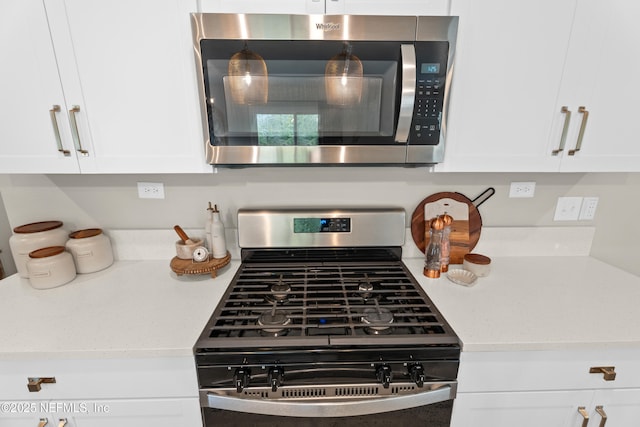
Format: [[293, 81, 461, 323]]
[[191, 13, 458, 166]]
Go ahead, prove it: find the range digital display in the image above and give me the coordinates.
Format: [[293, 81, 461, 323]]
[[294, 217, 351, 233]]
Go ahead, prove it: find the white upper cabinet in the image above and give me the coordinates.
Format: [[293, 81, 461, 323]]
[[0, 0, 81, 173], [45, 0, 207, 173], [1, 0, 207, 174], [199, 0, 450, 15], [440, 0, 577, 172], [442, 0, 640, 172], [552, 1, 640, 172]]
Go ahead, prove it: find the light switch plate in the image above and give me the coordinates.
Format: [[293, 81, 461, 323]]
[[554, 197, 583, 221]]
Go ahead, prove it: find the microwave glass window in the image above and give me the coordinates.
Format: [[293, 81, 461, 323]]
[[202, 41, 400, 147], [257, 114, 319, 146]]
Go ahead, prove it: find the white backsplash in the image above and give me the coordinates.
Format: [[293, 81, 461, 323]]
[[108, 226, 594, 261]]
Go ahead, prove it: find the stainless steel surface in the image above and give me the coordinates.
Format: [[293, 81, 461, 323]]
[[192, 14, 418, 42], [569, 106, 589, 156], [191, 13, 459, 167], [395, 45, 417, 143], [553, 106, 572, 155], [237, 208, 405, 248], [68, 106, 88, 156], [202, 383, 455, 417], [48, 105, 70, 156]]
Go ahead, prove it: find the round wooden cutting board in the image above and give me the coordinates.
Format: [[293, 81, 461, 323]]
[[410, 190, 492, 264]]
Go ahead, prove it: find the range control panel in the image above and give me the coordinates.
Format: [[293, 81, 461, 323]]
[[293, 217, 351, 233], [410, 41, 449, 145]]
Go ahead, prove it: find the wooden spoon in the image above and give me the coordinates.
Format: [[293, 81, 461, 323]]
[[174, 225, 195, 245]]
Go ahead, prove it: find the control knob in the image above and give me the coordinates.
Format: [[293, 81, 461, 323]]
[[268, 367, 284, 392], [376, 365, 393, 388], [409, 363, 426, 387], [233, 367, 251, 393]]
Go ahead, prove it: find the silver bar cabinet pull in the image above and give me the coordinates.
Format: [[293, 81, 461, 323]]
[[49, 106, 70, 156], [68, 105, 89, 155], [578, 406, 589, 427], [568, 106, 589, 155], [595, 405, 607, 427], [552, 106, 571, 155]]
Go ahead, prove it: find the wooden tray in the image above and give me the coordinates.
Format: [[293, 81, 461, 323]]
[[410, 190, 493, 264], [170, 252, 231, 278]]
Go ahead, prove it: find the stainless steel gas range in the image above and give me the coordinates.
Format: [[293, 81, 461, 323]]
[[195, 208, 460, 426]]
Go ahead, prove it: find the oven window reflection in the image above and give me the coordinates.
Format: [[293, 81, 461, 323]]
[[257, 113, 319, 146]]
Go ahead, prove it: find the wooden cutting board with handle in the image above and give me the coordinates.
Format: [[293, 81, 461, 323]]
[[410, 188, 494, 264]]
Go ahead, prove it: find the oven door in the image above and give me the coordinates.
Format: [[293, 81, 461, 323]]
[[201, 381, 455, 426], [192, 14, 455, 166]]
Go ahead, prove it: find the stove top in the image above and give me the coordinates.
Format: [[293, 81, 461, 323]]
[[196, 247, 459, 350]]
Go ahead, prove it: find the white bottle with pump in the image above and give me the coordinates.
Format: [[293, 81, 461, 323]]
[[207, 202, 227, 259]]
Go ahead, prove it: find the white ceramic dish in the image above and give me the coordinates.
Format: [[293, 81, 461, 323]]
[[447, 268, 478, 287]]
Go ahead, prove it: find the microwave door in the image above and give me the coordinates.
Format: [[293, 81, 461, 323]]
[[395, 44, 416, 144]]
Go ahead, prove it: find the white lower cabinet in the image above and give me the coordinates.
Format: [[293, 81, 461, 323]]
[[451, 349, 640, 427], [0, 357, 203, 427]]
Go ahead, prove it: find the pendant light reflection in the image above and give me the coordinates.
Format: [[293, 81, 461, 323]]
[[325, 43, 363, 106], [228, 43, 268, 105]]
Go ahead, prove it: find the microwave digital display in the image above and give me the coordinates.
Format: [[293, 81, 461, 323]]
[[421, 63, 441, 74]]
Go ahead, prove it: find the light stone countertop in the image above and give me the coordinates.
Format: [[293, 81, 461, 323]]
[[1, 225, 639, 359]]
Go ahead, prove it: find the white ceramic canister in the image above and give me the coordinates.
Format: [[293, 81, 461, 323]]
[[26, 246, 76, 290], [65, 228, 114, 273], [9, 221, 68, 278]]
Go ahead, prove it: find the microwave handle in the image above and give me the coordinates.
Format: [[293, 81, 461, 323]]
[[395, 44, 417, 143]]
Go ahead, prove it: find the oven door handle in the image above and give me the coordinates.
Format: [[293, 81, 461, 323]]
[[204, 384, 454, 417], [394, 44, 417, 144]]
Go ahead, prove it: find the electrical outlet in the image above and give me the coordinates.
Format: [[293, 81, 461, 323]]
[[579, 197, 599, 220], [137, 182, 165, 199], [509, 182, 536, 198], [554, 197, 583, 221]]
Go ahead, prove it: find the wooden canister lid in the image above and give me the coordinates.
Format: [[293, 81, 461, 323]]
[[464, 253, 491, 265], [29, 246, 66, 259], [13, 221, 63, 234], [69, 228, 103, 239]]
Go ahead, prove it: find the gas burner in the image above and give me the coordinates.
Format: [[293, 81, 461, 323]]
[[265, 282, 292, 303], [361, 307, 394, 335], [352, 279, 383, 302], [257, 309, 291, 337]]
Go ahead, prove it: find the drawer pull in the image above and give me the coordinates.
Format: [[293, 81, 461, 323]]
[[589, 366, 616, 381], [595, 406, 607, 427], [27, 377, 56, 392], [38, 419, 49, 427], [578, 406, 589, 427], [68, 105, 89, 156], [58, 419, 67, 427]]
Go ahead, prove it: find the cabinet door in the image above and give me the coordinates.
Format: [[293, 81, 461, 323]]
[[0, 0, 80, 173], [199, 0, 325, 14], [74, 398, 202, 427], [438, 0, 577, 172], [44, 0, 208, 173], [327, 0, 450, 15], [451, 391, 594, 427], [590, 389, 640, 427], [556, 1, 640, 172]]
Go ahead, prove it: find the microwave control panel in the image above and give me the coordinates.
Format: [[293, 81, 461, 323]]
[[410, 42, 449, 145]]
